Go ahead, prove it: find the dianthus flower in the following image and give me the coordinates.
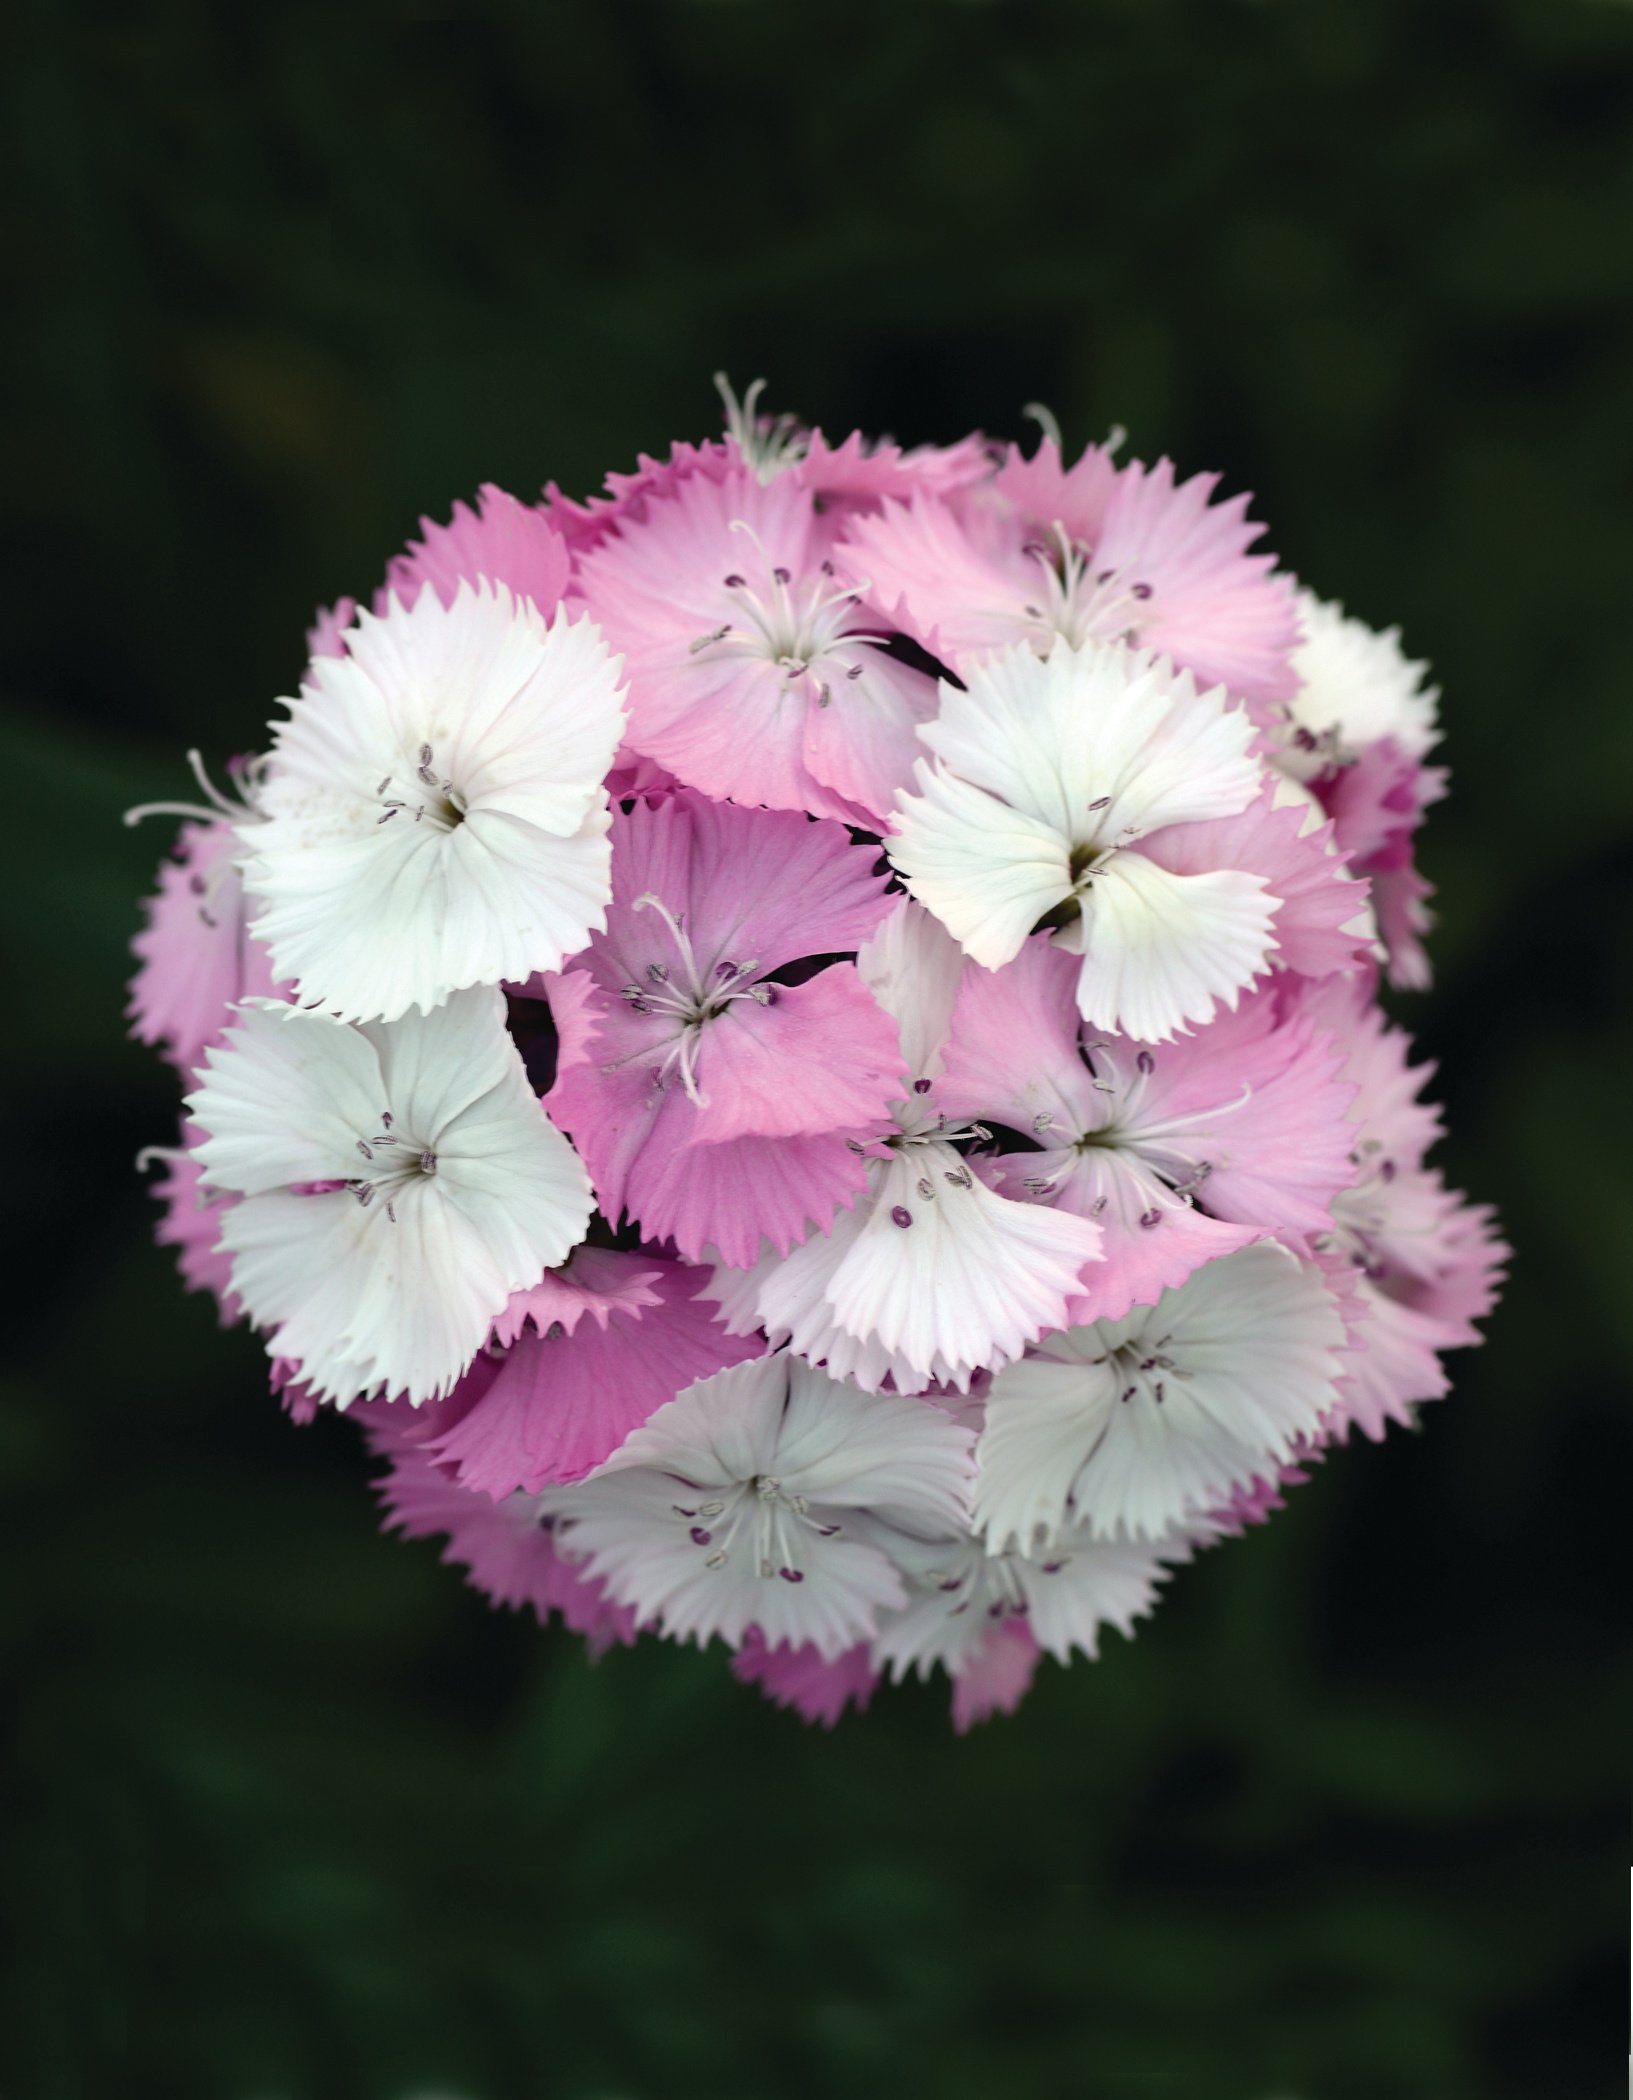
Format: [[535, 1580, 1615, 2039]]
[[838, 432, 1298, 708], [974, 1242, 1349, 1548], [891, 641, 1294, 1042], [935, 938, 1357, 1322], [543, 790, 905, 1265], [186, 987, 595, 1405], [242, 580, 626, 1023], [574, 465, 941, 827], [539, 1354, 976, 1659]]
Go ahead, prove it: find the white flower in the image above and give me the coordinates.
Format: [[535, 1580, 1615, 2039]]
[[889, 641, 1279, 1042], [1276, 590, 1439, 780], [186, 986, 594, 1405], [539, 1355, 976, 1659], [713, 902, 1104, 1392], [973, 1242, 1347, 1548], [869, 1518, 1191, 1676], [242, 580, 626, 1023]]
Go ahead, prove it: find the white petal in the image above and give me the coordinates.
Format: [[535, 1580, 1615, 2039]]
[[855, 896, 967, 1083], [1074, 849, 1279, 1042], [890, 758, 1071, 971], [823, 1144, 1104, 1380]]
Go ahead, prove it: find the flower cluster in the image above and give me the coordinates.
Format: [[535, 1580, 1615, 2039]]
[[129, 379, 1503, 1730]]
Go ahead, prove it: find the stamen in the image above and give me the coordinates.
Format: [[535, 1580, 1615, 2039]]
[[891, 1206, 913, 1228]]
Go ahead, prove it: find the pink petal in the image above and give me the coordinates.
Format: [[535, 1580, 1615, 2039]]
[[430, 1258, 762, 1494], [731, 1629, 880, 1727], [1139, 781, 1375, 981], [950, 1618, 1041, 1732], [381, 483, 571, 619]]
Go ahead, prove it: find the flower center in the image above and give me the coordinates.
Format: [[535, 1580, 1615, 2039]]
[[374, 742, 468, 833], [686, 525, 880, 709], [1087, 1329, 1192, 1407], [1015, 522, 1155, 656], [612, 893, 780, 1107], [344, 1110, 442, 1223], [672, 1471, 841, 1581]]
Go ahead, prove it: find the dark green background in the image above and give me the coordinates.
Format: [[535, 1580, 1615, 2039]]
[[2, 4, 1628, 2095]]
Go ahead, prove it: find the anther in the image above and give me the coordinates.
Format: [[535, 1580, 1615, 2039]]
[[944, 1168, 972, 1189], [913, 1077, 933, 1094], [705, 1550, 727, 1569], [846, 663, 864, 679], [1032, 1111, 1054, 1132], [377, 808, 398, 825], [1023, 1176, 1056, 1195], [891, 1206, 913, 1228], [376, 775, 392, 794], [546, 1321, 565, 1340], [749, 984, 777, 1006], [772, 566, 791, 584], [723, 573, 745, 587], [1119, 1386, 1136, 1403], [689, 624, 732, 654], [716, 960, 739, 981], [817, 684, 832, 708], [916, 1177, 936, 1200], [1130, 581, 1153, 600], [646, 962, 669, 983], [689, 1526, 713, 1546], [417, 764, 438, 786], [420, 1151, 437, 1174], [778, 1567, 804, 1583], [1139, 1208, 1161, 1229], [1087, 795, 1111, 811], [1137, 1050, 1155, 1074], [700, 1500, 724, 1518], [846, 1139, 866, 1155], [1091, 1196, 1108, 1214], [356, 1140, 373, 1161], [820, 559, 836, 576]]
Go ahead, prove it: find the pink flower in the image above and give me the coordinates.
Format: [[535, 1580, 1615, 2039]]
[[575, 465, 941, 827], [544, 792, 905, 1265], [307, 598, 358, 660], [361, 1402, 636, 1653], [731, 1631, 880, 1728], [381, 482, 571, 621], [936, 940, 1357, 1326], [1315, 740, 1447, 991], [426, 1248, 764, 1496], [128, 815, 287, 1078], [838, 435, 1298, 710]]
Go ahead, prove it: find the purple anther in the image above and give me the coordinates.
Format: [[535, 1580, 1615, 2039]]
[[820, 559, 836, 576], [1130, 581, 1153, 600], [913, 1077, 933, 1094], [916, 1177, 935, 1200], [1096, 568, 1115, 584], [646, 962, 668, 983], [1153, 1382, 1165, 1404], [779, 1567, 804, 1583], [723, 573, 745, 588], [418, 743, 433, 765], [846, 663, 864, 679], [890, 1205, 913, 1229], [755, 984, 779, 1007], [1032, 1111, 1054, 1131], [417, 764, 438, 787], [817, 684, 832, 708], [420, 1150, 437, 1174], [1087, 795, 1111, 811], [845, 1139, 866, 1155], [689, 1526, 712, 1546], [356, 1139, 373, 1161], [1137, 1050, 1155, 1074], [1091, 1195, 1107, 1215], [1139, 1207, 1162, 1229], [716, 960, 739, 981], [1040, 1562, 1065, 1575], [377, 808, 398, 825], [945, 1168, 972, 1188], [772, 565, 791, 584], [189, 873, 207, 896], [381, 1112, 392, 1127], [1380, 1158, 1396, 1181], [1120, 1386, 1136, 1403], [1023, 604, 1044, 619], [546, 1321, 565, 1340], [376, 775, 392, 794]]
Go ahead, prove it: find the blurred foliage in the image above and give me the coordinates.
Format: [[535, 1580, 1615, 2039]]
[[1, 2, 1629, 2095]]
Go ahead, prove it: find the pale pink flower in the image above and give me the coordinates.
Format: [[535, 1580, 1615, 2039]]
[[949, 1621, 1041, 1733], [731, 1631, 880, 1728], [574, 465, 941, 827], [974, 1242, 1350, 1548], [361, 1402, 636, 1653], [142, 1125, 241, 1322], [539, 1354, 976, 1659], [839, 435, 1298, 708], [543, 792, 904, 1265], [936, 940, 1358, 1324], [307, 598, 358, 660], [427, 1248, 763, 1496]]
